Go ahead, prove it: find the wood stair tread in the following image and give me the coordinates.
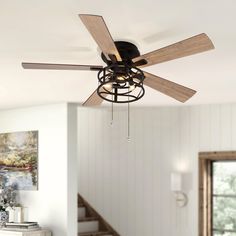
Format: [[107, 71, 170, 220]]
[[78, 216, 98, 222], [78, 231, 112, 236], [78, 193, 119, 236]]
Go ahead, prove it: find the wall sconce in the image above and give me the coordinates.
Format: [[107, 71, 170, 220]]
[[171, 172, 188, 207]]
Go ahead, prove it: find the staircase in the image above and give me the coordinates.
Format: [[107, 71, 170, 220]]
[[78, 194, 120, 236]]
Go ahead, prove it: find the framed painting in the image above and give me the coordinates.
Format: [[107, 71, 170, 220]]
[[0, 131, 38, 190]]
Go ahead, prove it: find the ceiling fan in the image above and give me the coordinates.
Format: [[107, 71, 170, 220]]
[[22, 14, 215, 106]]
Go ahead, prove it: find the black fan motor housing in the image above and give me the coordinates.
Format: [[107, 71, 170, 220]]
[[101, 41, 140, 65]]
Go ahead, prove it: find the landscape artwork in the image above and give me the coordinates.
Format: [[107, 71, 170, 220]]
[[0, 131, 38, 190]]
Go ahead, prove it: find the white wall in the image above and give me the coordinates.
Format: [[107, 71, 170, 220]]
[[67, 104, 77, 236], [0, 103, 77, 236], [77, 103, 236, 236]]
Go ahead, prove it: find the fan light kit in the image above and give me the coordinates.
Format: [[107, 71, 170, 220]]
[[97, 41, 146, 103], [21, 14, 215, 138]]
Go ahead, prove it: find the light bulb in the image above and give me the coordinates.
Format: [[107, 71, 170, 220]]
[[103, 83, 112, 90], [129, 84, 135, 91], [133, 78, 140, 83], [117, 76, 125, 81]]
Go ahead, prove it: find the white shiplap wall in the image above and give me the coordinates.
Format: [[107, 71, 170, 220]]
[[77, 104, 236, 236]]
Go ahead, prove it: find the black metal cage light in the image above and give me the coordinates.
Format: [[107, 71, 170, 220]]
[[97, 63, 145, 103]]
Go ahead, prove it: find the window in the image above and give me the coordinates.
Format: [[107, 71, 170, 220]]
[[212, 161, 236, 235], [199, 152, 236, 236]]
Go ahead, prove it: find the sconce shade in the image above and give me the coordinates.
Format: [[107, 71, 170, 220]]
[[171, 172, 182, 192]]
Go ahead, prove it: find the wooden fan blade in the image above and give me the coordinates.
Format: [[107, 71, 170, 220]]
[[133, 33, 214, 67], [22, 62, 103, 71], [143, 71, 196, 102], [83, 89, 105, 106], [79, 14, 122, 61]]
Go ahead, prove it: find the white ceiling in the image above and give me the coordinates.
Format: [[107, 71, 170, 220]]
[[0, 0, 236, 109]]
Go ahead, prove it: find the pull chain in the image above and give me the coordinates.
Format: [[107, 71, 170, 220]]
[[110, 91, 114, 125], [111, 101, 114, 125], [127, 95, 131, 141]]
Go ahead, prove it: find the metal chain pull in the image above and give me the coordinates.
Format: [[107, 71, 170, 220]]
[[111, 101, 114, 126], [127, 96, 131, 141]]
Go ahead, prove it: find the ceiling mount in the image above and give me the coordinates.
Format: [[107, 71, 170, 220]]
[[21, 14, 215, 106]]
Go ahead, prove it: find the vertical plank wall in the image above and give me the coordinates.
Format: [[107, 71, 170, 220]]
[[77, 103, 236, 236]]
